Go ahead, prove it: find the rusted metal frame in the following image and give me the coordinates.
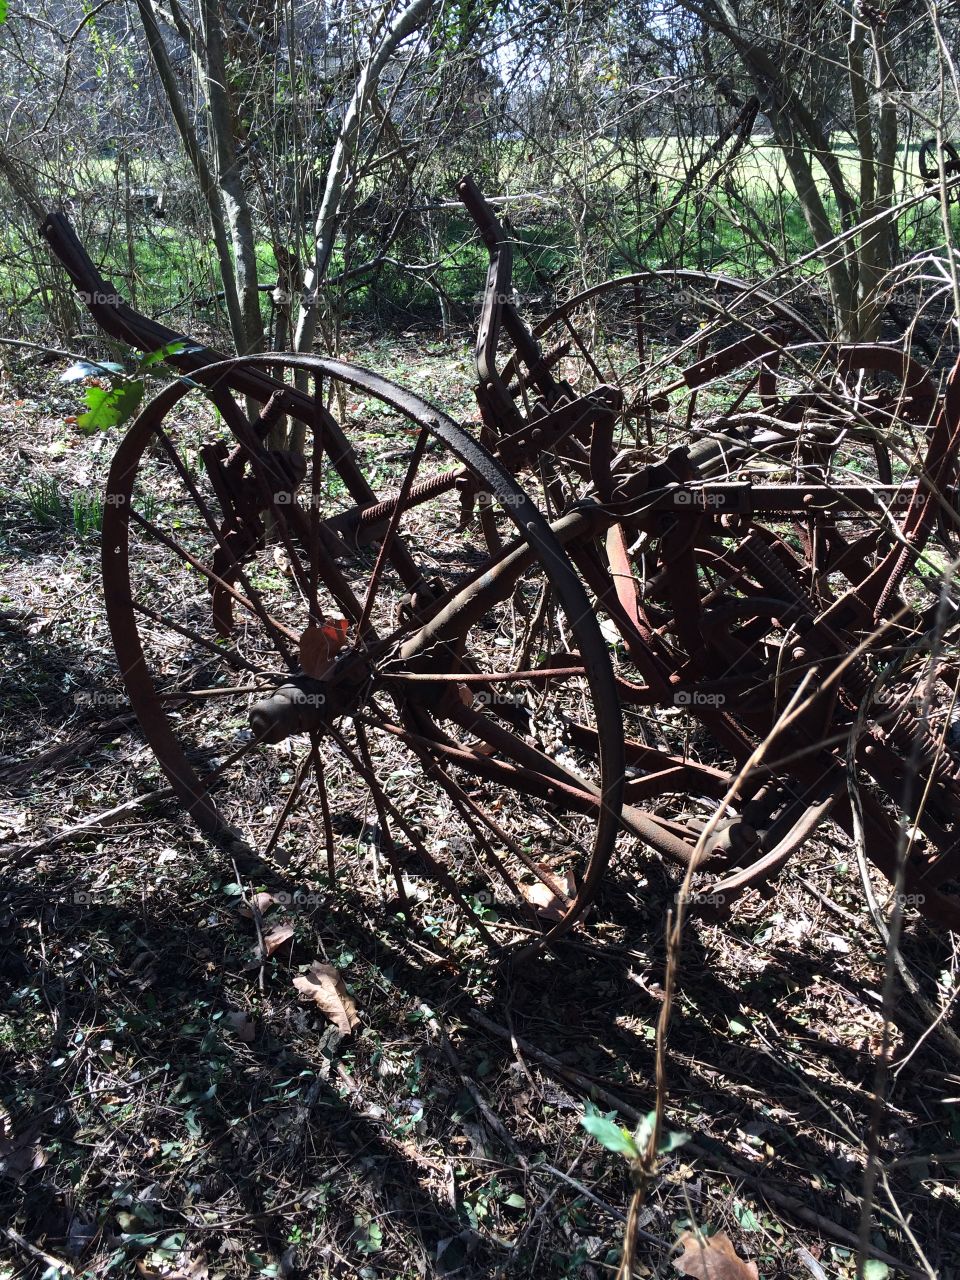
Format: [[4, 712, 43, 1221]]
[[355, 425, 430, 644], [737, 530, 959, 821], [457, 175, 562, 408], [853, 353, 960, 616], [699, 777, 844, 909], [348, 468, 465, 531], [351, 718, 412, 913], [333, 718, 496, 940], [912, 833, 960, 891], [109, 446, 254, 836], [149, 421, 301, 658], [564, 538, 674, 698], [307, 383, 325, 626], [201, 388, 331, 618], [560, 722, 738, 801], [374, 714, 702, 871], [839, 792, 960, 930], [836, 343, 940, 416], [681, 327, 789, 389], [399, 504, 606, 663], [855, 735, 959, 837], [499, 387, 619, 475], [500, 270, 822, 398], [456, 176, 527, 436], [307, 731, 338, 887], [603, 477, 944, 524], [262, 748, 315, 861], [444, 700, 609, 799], [605, 522, 643, 637], [553, 310, 608, 387], [506, 340, 572, 397], [199, 442, 245, 534], [107, 351, 628, 928], [657, 514, 708, 657], [130, 601, 260, 674], [126, 506, 300, 650], [67, 181, 960, 930]]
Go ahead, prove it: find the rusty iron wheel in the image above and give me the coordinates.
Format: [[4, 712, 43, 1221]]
[[101, 354, 627, 944]]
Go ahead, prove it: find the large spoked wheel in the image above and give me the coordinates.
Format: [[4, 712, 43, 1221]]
[[101, 355, 625, 946]]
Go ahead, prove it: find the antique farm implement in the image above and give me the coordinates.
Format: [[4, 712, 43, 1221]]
[[42, 177, 960, 941]]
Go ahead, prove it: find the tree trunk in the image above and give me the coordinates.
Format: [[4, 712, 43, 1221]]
[[200, 0, 264, 354], [292, 0, 435, 358], [135, 0, 247, 352]]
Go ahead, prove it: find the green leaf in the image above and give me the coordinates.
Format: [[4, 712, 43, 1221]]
[[632, 1110, 689, 1155], [580, 1102, 640, 1159], [138, 340, 187, 369], [77, 381, 144, 433], [634, 1110, 655, 1150], [735, 1202, 762, 1231], [503, 1193, 525, 1208], [0, 1, 8, 24], [728, 1017, 749, 1035], [863, 1263, 889, 1280], [659, 1128, 691, 1153]]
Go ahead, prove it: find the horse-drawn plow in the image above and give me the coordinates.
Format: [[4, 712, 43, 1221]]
[[41, 177, 960, 943]]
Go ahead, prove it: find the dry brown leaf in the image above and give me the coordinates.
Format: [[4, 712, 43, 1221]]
[[521, 870, 576, 921], [237, 891, 275, 919], [293, 962, 360, 1035], [261, 922, 294, 956], [299, 619, 348, 677], [674, 1231, 759, 1280], [0, 1108, 47, 1181], [225, 1011, 255, 1043]]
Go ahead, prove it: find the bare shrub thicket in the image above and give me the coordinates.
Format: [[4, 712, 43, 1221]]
[[0, 0, 957, 349]]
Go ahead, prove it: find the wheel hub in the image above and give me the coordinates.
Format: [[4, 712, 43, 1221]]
[[248, 648, 373, 744]]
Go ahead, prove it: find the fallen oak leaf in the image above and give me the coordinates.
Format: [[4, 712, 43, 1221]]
[[293, 962, 360, 1035], [0, 1106, 47, 1181], [237, 891, 275, 919], [520, 870, 576, 921], [261, 922, 295, 956], [674, 1231, 759, 1280]]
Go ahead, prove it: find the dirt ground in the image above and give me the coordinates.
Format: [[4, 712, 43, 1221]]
[[1, 339, 959, 1280]]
